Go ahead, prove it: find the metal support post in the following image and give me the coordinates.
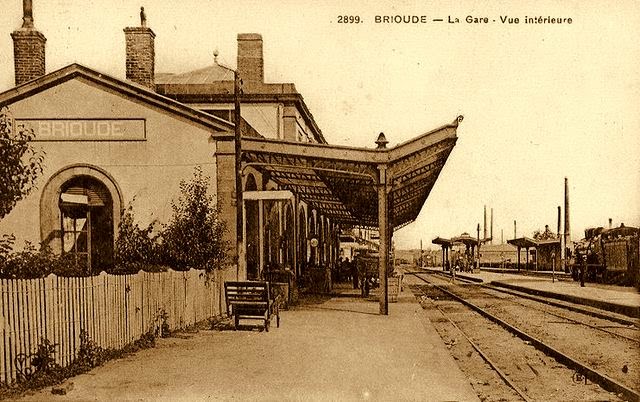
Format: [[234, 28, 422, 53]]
[[258, 199, 264, 277], [378, 166, 388, 315]]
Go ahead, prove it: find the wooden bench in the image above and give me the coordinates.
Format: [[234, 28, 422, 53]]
[[224, 281, 281, 331]]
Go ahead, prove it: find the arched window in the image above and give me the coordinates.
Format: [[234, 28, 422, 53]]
[[59, 176, 113, 271], [308, 210, 317, 265], [319, 216, 325, 265], [283, 202, 294, 269], [40, 164, 123, 274], [298, 207, 307, 276]]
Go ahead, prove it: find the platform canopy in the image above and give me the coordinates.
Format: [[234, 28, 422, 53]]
[[451, 233, 480, 247], [241, 116, 462, 229], [507, 237, 538, 249], [432, 237, 455, 247]]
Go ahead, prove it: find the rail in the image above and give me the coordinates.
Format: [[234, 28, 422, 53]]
[[408, 272, 640, 402]]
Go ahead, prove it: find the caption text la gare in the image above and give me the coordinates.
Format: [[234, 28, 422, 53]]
[[372, 15, 573, 24]]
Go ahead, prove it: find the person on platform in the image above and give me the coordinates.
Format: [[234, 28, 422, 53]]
[[349, 258, 359, 289], [362, 275, 370, 297], [451, 258, 459, 282]]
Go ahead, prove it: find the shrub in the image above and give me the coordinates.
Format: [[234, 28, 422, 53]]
[[159, 166, 228, 272], [0, 242, 88, 279], [111, 201, 165, 274], [0, 166, 229, 279]]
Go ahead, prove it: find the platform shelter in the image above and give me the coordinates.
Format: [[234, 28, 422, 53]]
[[432, 237, 455, 270], [507, 237, 538, 271], [240, 116, 463, 314]]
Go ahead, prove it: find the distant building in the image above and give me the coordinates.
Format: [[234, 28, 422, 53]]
[[479, 243, 528, 267]]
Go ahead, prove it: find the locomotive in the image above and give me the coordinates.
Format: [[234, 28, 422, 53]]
[[571, 224, 639, 287]]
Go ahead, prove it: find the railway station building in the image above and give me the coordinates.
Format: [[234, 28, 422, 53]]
[[0, 5, 461, 313]]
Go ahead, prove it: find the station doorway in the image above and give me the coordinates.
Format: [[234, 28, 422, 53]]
[[59, 176, 114, 273]]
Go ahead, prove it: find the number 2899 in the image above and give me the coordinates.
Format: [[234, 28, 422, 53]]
[[337, 15, 362, 23]]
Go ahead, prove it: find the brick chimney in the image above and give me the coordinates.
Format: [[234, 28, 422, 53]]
[[11, 0, 46, 86], [237, 33, 264, 89], [124, 7, 155, 90]]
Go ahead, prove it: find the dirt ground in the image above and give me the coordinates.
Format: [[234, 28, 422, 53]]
[[407, 274, 630, 401], [17, 291, 479, 401]]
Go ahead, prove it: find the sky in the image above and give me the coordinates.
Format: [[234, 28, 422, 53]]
[[0, 0, 638, 250]]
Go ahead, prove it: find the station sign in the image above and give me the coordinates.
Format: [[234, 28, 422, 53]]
[[15, 118, 146, 141]]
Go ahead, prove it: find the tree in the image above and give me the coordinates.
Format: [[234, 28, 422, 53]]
[[160, 166, 228, 272], [0, 107, 45, 220], [533, 224, 557, 241]]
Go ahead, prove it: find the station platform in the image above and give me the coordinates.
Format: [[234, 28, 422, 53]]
[[421, 266, 640, 319], [19, 283, 480, 401]]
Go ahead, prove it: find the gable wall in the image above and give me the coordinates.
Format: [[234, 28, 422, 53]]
[[1, 77, 224, 250]]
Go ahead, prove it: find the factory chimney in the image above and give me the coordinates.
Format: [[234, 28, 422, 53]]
[[563, 177, 571, 270], [490, 208, 494, 244], [124, 7, 156, 90], [11, 0, 46, 85], [564, 178, 570, 241], [483, 205, 487, 240]]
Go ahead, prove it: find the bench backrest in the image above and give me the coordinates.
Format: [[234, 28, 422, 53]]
[[225, 281, 271, 305]]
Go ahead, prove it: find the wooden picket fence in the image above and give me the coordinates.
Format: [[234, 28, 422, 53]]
[[0, 268, 227, 385]]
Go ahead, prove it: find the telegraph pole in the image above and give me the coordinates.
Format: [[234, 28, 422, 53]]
[[476, 223, 480, 271], [563, 177, 570, 273], [234, 70, 243, 279], [555, 205, 561, 283]]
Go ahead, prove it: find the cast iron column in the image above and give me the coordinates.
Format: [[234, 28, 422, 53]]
[[378, 165, 389, 315]]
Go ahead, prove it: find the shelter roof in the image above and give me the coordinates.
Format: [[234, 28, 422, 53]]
[[451, 233, 480, 246], [507, 237, 538, 248], [241, 116, 461, 229], [432, 237, 455, 246]]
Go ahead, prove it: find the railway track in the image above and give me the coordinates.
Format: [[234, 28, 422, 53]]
[[408, 269, 638, 326], [406, 271, 640, 402], [423, 270, 640, 340]]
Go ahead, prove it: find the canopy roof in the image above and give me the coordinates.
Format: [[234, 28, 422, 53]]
[[451, 232, 480, 246], [507, 237, 538, 248], [242, 116, 461, 229], [432, 237, 455, 247]]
